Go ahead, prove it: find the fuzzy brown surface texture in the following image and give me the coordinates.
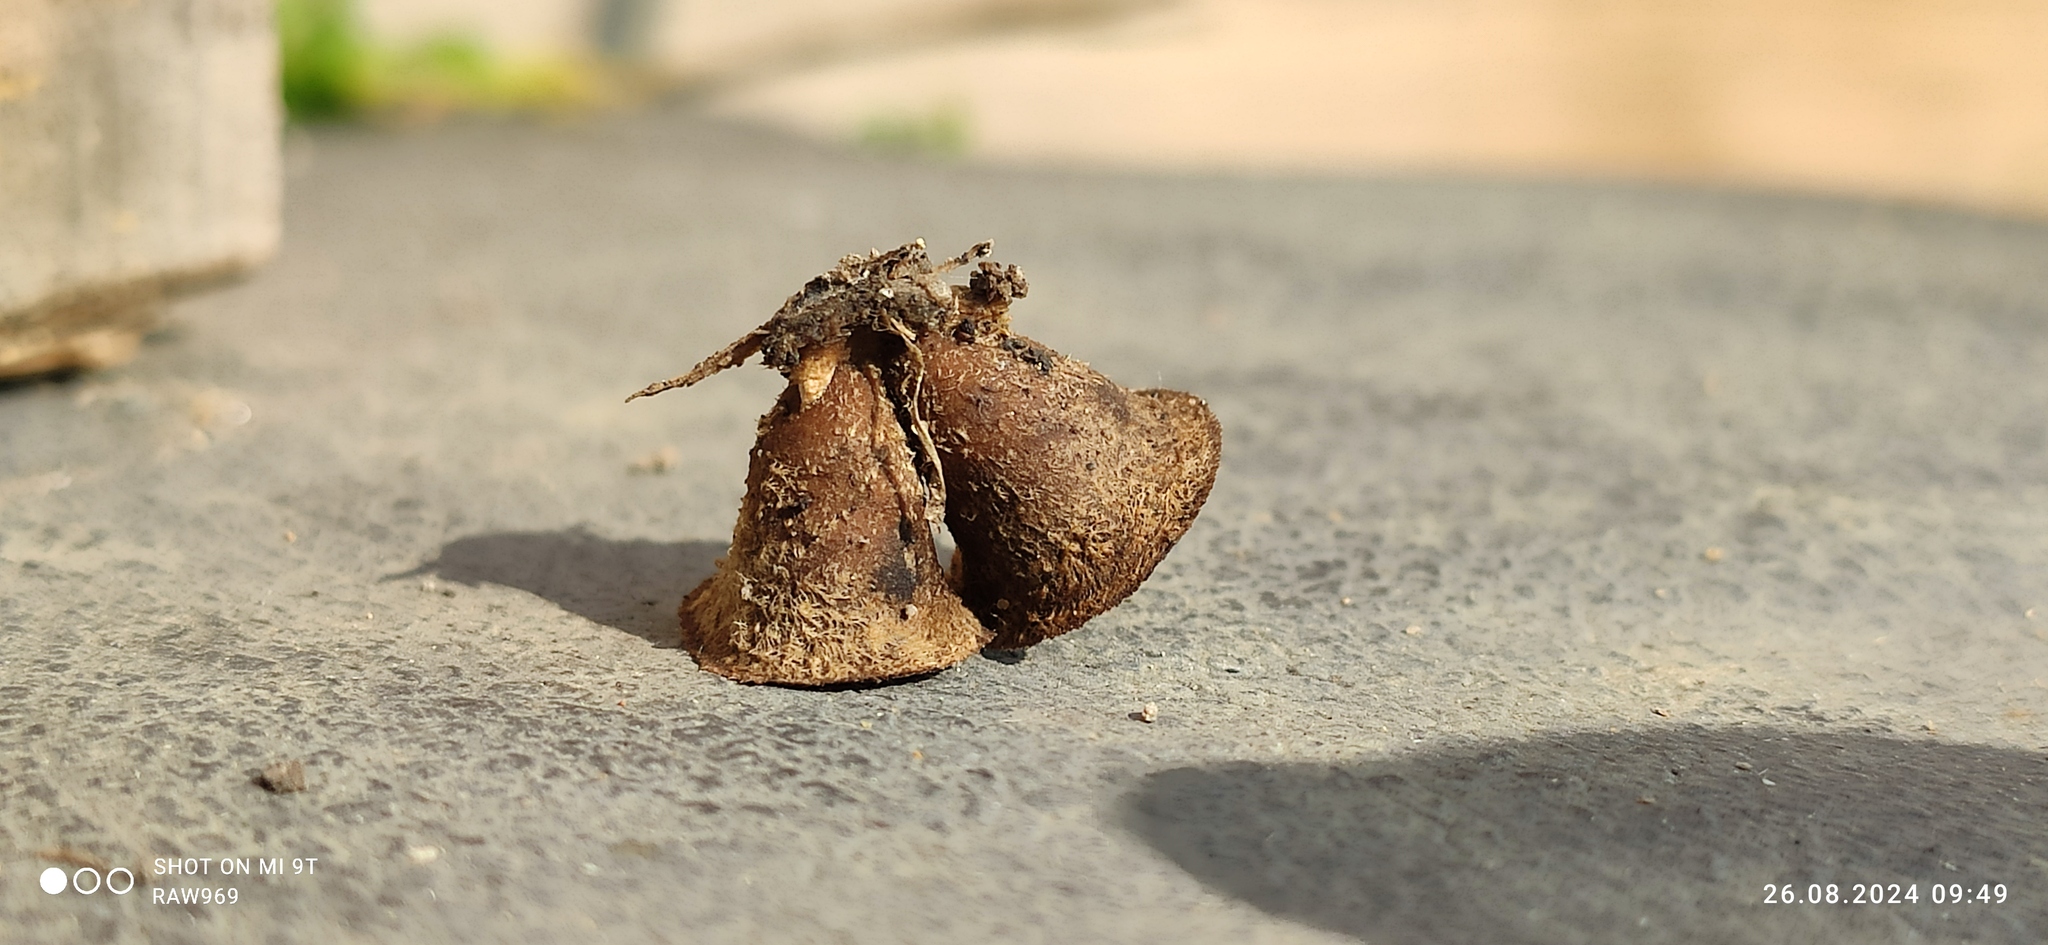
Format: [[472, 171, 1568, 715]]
[[919, 329, 1223, 647], [682, 348, 988, 684]]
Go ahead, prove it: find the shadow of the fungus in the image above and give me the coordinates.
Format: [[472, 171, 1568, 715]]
[[400, 528, 724, 648], [1123, 726, 2047, 945]]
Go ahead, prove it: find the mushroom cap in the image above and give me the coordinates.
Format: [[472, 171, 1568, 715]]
[[916, 330, 1222, 647], [683, 353, 989, 684]]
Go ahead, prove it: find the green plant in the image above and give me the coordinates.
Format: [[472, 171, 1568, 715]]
[[857, 103, 972, 158], [278, 0, 370, 120], [276, 0, 608, 123], [381, 34, 599, 114]]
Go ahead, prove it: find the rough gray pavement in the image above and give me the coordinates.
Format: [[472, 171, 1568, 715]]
[[3, 110, 2047, 944]]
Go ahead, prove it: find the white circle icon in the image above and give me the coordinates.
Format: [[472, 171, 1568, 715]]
[[72, 868, 102, 894], [40, 867, 66, 894]]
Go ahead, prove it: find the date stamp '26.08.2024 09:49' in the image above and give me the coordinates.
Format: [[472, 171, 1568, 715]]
[[1762, 881, 2009, 906]]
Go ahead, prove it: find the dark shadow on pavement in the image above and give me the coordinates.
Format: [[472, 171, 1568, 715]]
[[401, 528, 724, 648], [1123, 726, 2047, 944]]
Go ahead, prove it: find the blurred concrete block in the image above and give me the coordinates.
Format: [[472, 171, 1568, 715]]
[[0, 0, 280, 378]]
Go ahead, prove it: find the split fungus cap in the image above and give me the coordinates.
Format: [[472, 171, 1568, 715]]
[[916, 328, 1222, 648], [681, 351, 988, 685]]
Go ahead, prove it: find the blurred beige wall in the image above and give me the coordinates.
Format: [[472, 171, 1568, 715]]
[[330, 0, 2048, 216], [713, 0, 2048, 215], [357, 0, 588, 57], [355, 0, 1128, 74]]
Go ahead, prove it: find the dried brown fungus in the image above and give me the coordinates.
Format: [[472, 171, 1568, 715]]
[[915, 264, 1222, 648], [629, 240, 1220, 683]]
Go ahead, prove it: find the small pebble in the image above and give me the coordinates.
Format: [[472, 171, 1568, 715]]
[[1734, 761, 1752, 771], [1136, 703, 1159, 723], [1404, 625, 1422, 636], [627, 446, 681, 475], [1703, 546, 1725, 562], [407, 845, 440, 865], [256, 760, 307, 794]]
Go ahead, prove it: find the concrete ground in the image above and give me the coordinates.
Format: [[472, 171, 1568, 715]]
[[3, 109, 2047, 943]]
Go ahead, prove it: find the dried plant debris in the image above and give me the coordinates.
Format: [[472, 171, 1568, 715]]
[[627, 241, 992, 404], [630, 240, 1220, 684], [36, 847, 112, 870]]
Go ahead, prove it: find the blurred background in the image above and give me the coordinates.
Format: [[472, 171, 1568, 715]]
[[325, 0, 2048, 213], [5, 0, 2048, 378]]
